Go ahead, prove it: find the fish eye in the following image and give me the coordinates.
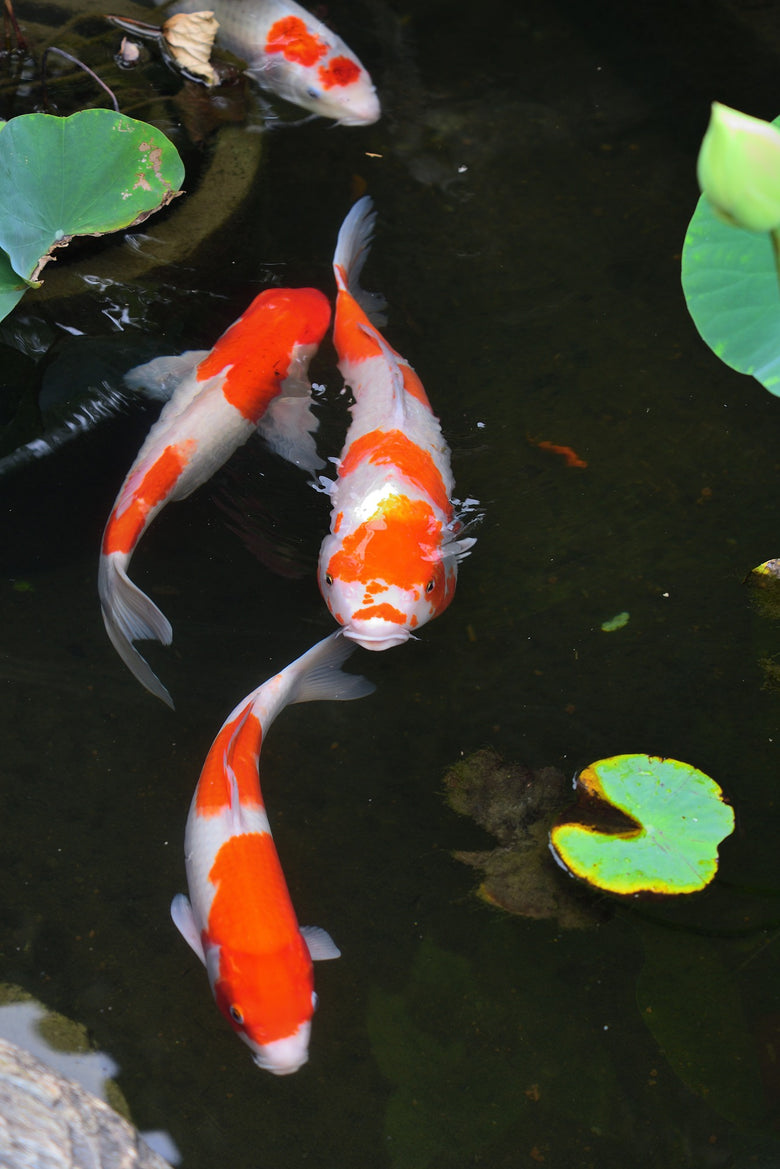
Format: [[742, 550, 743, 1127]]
[[311, 991, 319, 1011], [425, 578, 436, 593], [229, 1004, 244, 1025], [325, 574, 333, 586], [306, 86, 322, 100]]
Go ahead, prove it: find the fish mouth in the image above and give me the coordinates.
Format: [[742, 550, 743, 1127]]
[[252, 1050, 308, 1076], [342, 627, 411, 651]]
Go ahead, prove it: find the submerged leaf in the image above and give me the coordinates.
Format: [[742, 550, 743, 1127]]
[[0, 110, 184, 286], [636, 921, 764, 1124], [550, 754, 734, 895]]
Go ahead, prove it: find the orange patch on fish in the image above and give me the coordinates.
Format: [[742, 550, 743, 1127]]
[[338, 429, 451, 516], [399, 362, 431, 409], [425, 561, 456, 616], [319, 56, 360, 88], [195, 710, 264, 816], [333, 286, 383, 363], [214, 942, 312, 1043], [533, 439, 588, 469], [326, 496, 442, 590], [265, 16, 327, 66], [351, 601, 408, 625], [197, 289, 331, 424], [102, 441, 193, 555], [208, 833, 293, 954]]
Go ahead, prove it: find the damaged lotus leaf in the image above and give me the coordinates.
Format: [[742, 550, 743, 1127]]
[[163, 11, 220, 85], [550, 754, 734, 895], [682, 112, 780, 396], [0, 110, 184, 320]]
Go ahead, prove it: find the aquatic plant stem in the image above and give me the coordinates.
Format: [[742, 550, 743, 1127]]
[[41, 46, 119, 112]]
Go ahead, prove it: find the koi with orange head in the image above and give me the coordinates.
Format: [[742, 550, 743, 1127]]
[[171, 632, 373, 1074], [99, 286, 331, 707]]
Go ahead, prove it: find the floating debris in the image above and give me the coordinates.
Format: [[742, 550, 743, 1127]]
[[600, 611, 629, 632]]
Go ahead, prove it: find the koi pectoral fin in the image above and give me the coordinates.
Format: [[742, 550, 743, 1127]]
[[98, 552, 174, 708], [300, 926, 340, 961], [124, 350, 209, 402], [171, 894, 206, 965], [258, 392, 323, 475]]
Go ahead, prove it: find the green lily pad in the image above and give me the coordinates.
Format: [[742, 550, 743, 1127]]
[[681, 114, 780, 395], [549, 754, 734, 895], [0, 110, 184, 288]]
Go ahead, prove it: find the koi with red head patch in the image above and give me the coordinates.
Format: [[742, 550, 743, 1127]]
[[163, 0, 380, 124], [170, 632, 373, 1074], [99, 286, 331, 707], [318, 197, 476, 651]]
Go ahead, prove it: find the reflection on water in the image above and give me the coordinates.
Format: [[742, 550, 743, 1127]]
[[1, 0, 780, 1166], [0, 993, 181, 1164]]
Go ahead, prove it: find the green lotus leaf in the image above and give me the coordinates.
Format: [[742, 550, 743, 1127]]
[[0, 110, 184, 286], [549, 754, 734, 895], [682, 113, 780, 396], [0, 245, 35, 321]]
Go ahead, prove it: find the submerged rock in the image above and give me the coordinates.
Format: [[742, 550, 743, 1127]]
[[0, 1036, 173, 1169], [443, 748, 606, 928]]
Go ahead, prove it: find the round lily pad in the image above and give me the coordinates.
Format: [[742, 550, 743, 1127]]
[[549, 754, 734, 895], [681, 114, 780, 396], [0, 110, 184, 286]]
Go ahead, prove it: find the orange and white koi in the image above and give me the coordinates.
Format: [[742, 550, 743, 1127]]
[[99, 286, 331, 708], [318, 197, 476, 651], [165, 0, 380, 124], [170, 631, 373, 1074]]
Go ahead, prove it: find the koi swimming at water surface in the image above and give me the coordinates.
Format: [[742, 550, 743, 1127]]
[[160, 0, 381, 124], [170, 631, 374, 1074], [99, 286, 331, 708], [317, 196, 477, 651]]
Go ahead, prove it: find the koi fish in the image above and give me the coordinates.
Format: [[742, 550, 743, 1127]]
[[99, 286, 331, 708], [317, 197, 476, 651], [532, 439, 588, 469], [170, 631, 374, 1074], [163, 0, 380, 124]]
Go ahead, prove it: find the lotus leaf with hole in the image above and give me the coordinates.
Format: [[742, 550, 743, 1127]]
[[549, 754, 734, 895], [0, 109, 184, 322]]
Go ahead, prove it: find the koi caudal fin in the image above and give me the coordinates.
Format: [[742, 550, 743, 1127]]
[[285, 630, 376, 706], [98, 551, 174, 708], [236, 630, 376, 735], [332, 196, 387, 324]]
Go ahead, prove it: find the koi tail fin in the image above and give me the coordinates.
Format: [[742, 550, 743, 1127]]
[[286, 631, 376, 705], [236, 631, 374, 729], [98, 551, 174, 708], [332, 196, 387, 325]]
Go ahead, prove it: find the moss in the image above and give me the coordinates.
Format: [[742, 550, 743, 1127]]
[[444, 749, 606, 928], [35, 1010, 91, 1054]]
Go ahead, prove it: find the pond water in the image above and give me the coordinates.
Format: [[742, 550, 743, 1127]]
[[2, 0, 780, 1166]]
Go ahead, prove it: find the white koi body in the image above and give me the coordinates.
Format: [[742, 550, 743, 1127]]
[[166, 0, 380, 124]]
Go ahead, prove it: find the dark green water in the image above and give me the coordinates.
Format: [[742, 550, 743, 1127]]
[[2, 0, 780, 1165]]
